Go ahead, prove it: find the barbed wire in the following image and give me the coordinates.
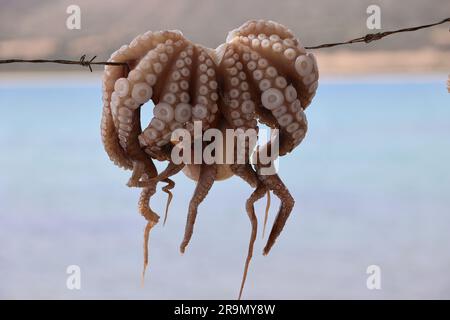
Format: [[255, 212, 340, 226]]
[[304, 17, 449, 49], [0, 17, 448, 72], [0, 55, 127, 72]]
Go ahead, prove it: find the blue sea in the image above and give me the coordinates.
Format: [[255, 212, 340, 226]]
[[0, 74, 449, 299]]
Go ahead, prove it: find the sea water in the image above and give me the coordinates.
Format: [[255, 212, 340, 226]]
[[0, 74, 449, 299]]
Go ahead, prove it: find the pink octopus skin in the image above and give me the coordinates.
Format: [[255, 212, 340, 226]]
[[101, 20, 318, 299]]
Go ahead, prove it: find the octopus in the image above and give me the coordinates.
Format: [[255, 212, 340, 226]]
[[101, 19, 318, 299]]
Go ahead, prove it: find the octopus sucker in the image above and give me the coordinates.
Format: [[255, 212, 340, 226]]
[[101, 20, 318, 299], [229, 27, 317, 112], [101, 65, 134, 170], [241, 48, 309, 154]]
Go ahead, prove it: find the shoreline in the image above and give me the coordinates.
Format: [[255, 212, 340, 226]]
[[314, 49, 450, 75], [0, 71, 446, 88], [1, 48, 448, 87]]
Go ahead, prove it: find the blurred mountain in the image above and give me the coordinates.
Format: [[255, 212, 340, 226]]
[[0, 0, 449, 72]]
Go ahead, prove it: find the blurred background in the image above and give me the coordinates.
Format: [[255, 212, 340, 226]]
[[0, 0, 449, 299], [1, 0, 449, 73]]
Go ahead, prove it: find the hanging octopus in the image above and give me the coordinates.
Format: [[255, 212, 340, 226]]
[[101, 19, 318, 299]]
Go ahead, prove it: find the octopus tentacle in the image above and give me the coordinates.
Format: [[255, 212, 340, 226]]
[[215, 21, 312, 258], [230, 163, 267, 299], [225, 20, 316, 155], [239, 183, 266, 300], [153, 162, 185, 225], [102, 31, 176, 169], [161, 178, 175, 225], [217, 46, 257, 131], [127, 161, 148, 187], [139, 183, 160, 281], [180, 164, 217, 253], [190, 47, 220, 130], [262, 190, 271, 239], [139, 42, 193, 154], [125, 36, 187, 161], [226, 19, 318, 108], [230, 163, 271, 232], [230, 163, 258, 187], [104, 32, 190, 197], [255, 164, 295, 255], [101, 66, 133, 170], [138, 44, 220, 158], [135, 161, 185, 223]]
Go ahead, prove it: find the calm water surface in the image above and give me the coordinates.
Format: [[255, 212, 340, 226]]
[[0, 75, 449, 299]]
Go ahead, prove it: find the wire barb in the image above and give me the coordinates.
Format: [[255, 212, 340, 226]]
[[78, 54, 98, 72], [0, 17, 448, 70]]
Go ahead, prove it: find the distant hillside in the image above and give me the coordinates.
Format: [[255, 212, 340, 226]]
[[0, 0, 449, 72]]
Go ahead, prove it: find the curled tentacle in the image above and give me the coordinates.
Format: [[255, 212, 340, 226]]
[[102, 62, 133, 170], [141, 162, 185, 224], [161, 178, 175, 225], [180, 164, 217, 253], [154, 162, 185, 225]]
